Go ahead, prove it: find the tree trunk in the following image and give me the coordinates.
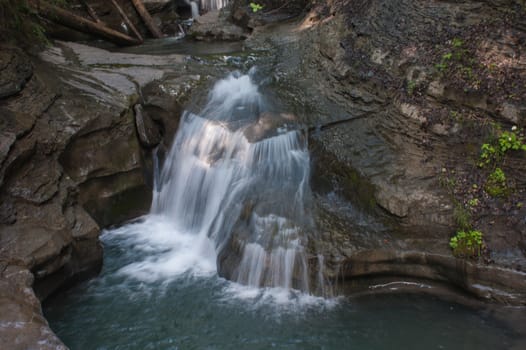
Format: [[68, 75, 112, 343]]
[[32, 1, 142, 46], [129, 0, 163, 39], [109, 0, 144, 42]]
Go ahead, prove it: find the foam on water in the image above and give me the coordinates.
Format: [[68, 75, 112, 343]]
[[101, 215, 337, 308], [104, 216, 216, 282]]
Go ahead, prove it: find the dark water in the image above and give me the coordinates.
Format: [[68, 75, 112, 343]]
[[44, 221, 515, 350]]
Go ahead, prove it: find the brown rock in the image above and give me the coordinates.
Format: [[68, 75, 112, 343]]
[[0, 266, 67, 350]]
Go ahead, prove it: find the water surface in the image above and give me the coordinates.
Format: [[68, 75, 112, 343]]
[[44, 216, 515, 350]]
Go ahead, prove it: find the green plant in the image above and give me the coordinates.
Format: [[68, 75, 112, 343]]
[[453, 203, 471, 231], [434, 38, 470, 75], [407, 80, 417, 95], [435, 62, 448, 71], [450, 229, 483, 258], [479, 126, 526, 167], [479, 142, 498, 167], [468, 198, 479, 207], [485, 167, 508, 197], [439, 172, 456, 191], [462, 66, 474, 80], [498, 130, 526, 153], [452, 38, 463, 48], [249, 2, 263, 12]]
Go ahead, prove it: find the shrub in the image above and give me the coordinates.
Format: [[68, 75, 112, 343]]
[[249, 2, 264, 12], [485, 167, 508, 197], [450, 230, 483, 258], [479, 126, 526, 167]]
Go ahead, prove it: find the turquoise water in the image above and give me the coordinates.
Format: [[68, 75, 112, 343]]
[[44, 218, 515, 350]]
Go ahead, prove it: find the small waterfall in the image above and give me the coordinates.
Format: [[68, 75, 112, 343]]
[[152, 70, 318, 292], [200, 0, 230, 11], [183, 0, 200, 18], [190, 1, 199, 18]]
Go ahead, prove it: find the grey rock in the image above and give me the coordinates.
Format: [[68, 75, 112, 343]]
[[0, 47, 33, 99], [0, 132, 16, 168], [55, 41, 185, 67], [189, 10, 248, 41], [499, 102, 524, 124], [7, 157, 61, 204], [0, 107, 37, 139], [134, 104, 162, 148]]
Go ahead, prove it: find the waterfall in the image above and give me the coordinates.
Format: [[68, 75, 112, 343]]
[[183, 0, 200, 18], [152, 70, 316, 292], [190, 1, 199, 18], [199, 0, 230, 11]]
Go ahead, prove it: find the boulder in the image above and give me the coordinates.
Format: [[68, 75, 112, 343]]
[[189, 10, 247, 41]]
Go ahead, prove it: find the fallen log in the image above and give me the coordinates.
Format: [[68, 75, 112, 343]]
[[110, 0, 144, 43], [31, 0, 142, 46], [130, 0, 163, 38]]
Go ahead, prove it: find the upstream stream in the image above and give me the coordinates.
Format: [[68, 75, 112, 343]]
[[43, 38, 518, 349]]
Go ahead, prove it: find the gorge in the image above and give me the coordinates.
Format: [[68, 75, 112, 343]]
[[1, 0, 526, 348]]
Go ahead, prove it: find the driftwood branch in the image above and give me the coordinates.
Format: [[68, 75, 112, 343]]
[[110, 0, 144, 42], [130, 0, 163, 38], [32, 0, 142, 46]]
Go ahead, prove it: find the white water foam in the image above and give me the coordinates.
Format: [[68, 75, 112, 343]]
[[107, 216, 216, 282]]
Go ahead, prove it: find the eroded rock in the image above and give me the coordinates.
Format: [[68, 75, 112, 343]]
[[0, 132, 16, 168], [0, 40, 202, 348], [0, 47, 33, 99], [189, 10, 247, 41], [0, 266, 67, 350]]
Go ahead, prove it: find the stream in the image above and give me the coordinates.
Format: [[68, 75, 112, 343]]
[[44, 37, 518, 349], [44, 222, 514, 350]]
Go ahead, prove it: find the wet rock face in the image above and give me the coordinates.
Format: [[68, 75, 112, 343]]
[[242, 0, 525, 301], [0, 41, 201, 348]]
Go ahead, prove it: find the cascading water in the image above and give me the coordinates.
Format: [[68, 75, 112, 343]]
[[200, 0, 229, 11], [151, 69, 318, 292]]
